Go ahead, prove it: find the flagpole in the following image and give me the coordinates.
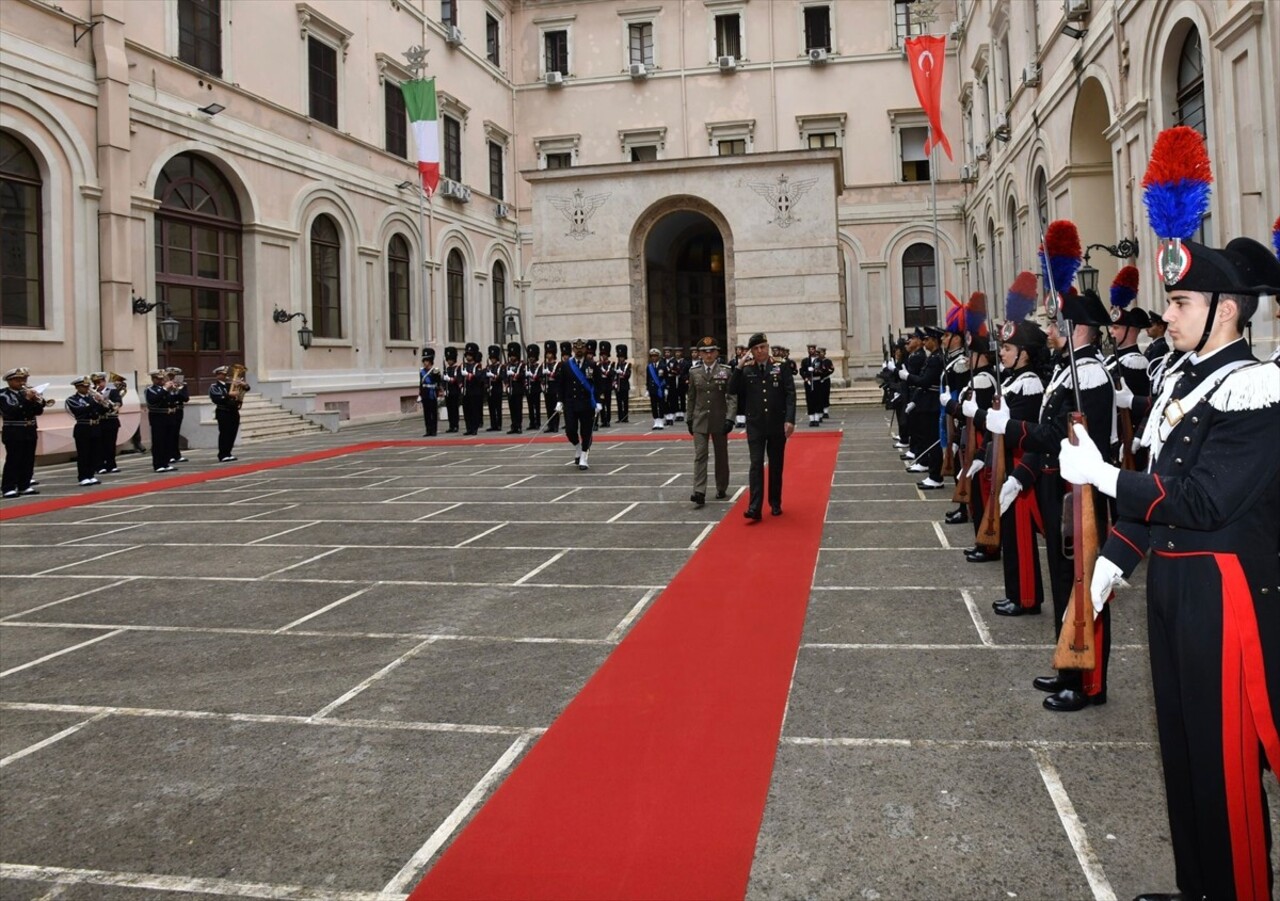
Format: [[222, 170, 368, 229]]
[[421, 188, 435, 347], [929, 126, 941, 325]]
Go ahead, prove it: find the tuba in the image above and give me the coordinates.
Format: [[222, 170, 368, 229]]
[[108, 371, 128, 398], [228, 363, 248, 407]]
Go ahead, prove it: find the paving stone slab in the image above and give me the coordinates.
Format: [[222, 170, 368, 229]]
[[748, 743, 1095, 900], [827, 498, 957, 523], [820, 521, 941, 549], [243, 502, 455, 522], [0, 707, 96, 760], [2, 882, 218, 901], [72, 504, 297, 523], [6, 523, 152, 546], [411, 501, 635, 523], [7, 577, 370, 631], [816, 548, 1004, 590], [332, 638, 612, 728], [56, 520, 319, 547], [0, 625, 114, 671], [46, 545, 327, 579], [523, 548, 689, 586], [297, 583, 653, 641], [826, 483, 936, 502], [287, 546, 556, 584], [370, 486, 574, 503], [0, 630, 420, 717], [784, 645, 1157, 744], [4, 546, 140, 578], [803, 589, 987, 646], [0, 715, 516, 892], [259, 520, 506, 550], [467, 521, 709, 550], [0, 577, 126, 618]]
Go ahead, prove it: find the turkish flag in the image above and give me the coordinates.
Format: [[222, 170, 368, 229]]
[[905, 35, 953, 161]]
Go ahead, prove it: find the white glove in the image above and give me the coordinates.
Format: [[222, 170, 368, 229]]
[[1090, 556, 1124, 614], [1115, 381, 1134, 410], [414, 397, 421, 404], [1059, 422, 1121, 497], [1131, 436, 1143, 454], [950, 443, 959, 455], [985, 403, 1010, 435], [905, 402, 916, 414], [554, 402, 564, 414], [885, 357, 893, 369], [940, 384, 949, 398], [961, 398, 978, 419], [898, 369, 909, 381], [595, 403, 603, 413], [998, 476, 1021, 514], [966, 459, 985, 478]]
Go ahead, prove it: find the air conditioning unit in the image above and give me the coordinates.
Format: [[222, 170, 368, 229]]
[[495, 202, 511, 219], [960, 164, 977, 183], [1022, 62, 1041, 87], [717, 55, 736, 72], [439, 178, 471, 202], [948, 22, 963, 41], [1065, 0, 1089, 21], [545, 70, 564, 86], [629, 62, 648, 78], [445, 25, 463, 46], [807, 48, 828, 64]]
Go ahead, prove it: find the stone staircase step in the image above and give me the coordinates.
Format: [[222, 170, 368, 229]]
[[217, 392, 328, 443]]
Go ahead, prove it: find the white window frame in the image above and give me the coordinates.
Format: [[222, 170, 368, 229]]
[[619, 7, 661, 70], [535, 15, 575, 78], [296, 4, 351, 129], [484, 120, 511, 200], [619, 126, 667, 162], [888, 109, 931, 184], [168, 0, 235, 81], [705, 0, 747, 63], [798, 1, 836, 55], [534, 133, 581, 170], [706, 119, 755, 155], [483, 0, 504, 70], [796, 112, 845, 148]]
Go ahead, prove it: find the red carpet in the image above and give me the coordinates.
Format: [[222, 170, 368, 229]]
[[409, 431, 841, 901], [0, 431, 736, 522]]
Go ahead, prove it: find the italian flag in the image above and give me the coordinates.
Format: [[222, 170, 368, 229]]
[[401, 78, 440, 196]]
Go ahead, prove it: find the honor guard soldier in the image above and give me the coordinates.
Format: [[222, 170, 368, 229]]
[[614, 344, 632, 423], [418, 349, 441, 437], [1, 367, 47, 497], [895, 329, 927, 460], [164, 367, 190, 463], [661, 347, 678, 425], [145, 369, 182, 472], [208, 365, 246, 460], [686, 336, 737, 507], [813, 348, 834, 423], [800, 344, 818, 425], [901, 326, 945, 474], [645, 348, 666, 429], [731, 344, 748, 428], [542, 340, 560, 431], [504, 342, 525, 434], [484, 345, 504, 432], [730, 332, 796, 521], [977, 220, 1115, 713], [1059, 128, 1280, 901], [91, 372, 123, 473], [1105, 267, 1152, 475], [441, 346, 462, 433], [1143, 310, 1170, 363], [66, 376, 107, 486], [459, 343, 484, 435], [673, 346, 690, 421], [525, 343, 543, 431], [554, 337, 602, 470], [954, 337, 999, 552], [595, 340, 614, 427]]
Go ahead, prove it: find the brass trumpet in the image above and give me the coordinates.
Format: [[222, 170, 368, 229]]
[[108, 371, 128, 398], [23, 386, 56, 407]]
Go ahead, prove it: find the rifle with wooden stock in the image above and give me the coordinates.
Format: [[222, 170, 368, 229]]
[[951, 354, 976, 504], [974, 333, 1004, 551], [1043, 243, 1096, 672]]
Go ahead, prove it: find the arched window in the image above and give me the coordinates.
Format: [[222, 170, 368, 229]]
[[1175, 28, 1205, 135], [491, 260, 507, 345], [310, 215, 342, 339], [1007, 196, 1020, 278], [987, 217, 999, 304], [1033, 168, 1049, 235], [0, 131, 44, 329], [446, 249, 465, 343], [901, 242, 937, 328], [388, 234, 411, 341]]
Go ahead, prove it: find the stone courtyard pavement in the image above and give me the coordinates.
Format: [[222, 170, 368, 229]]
[[1, 409, 1275, 900]]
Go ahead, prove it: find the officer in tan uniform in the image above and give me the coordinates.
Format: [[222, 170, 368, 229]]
[[686, 336, 737, 507]]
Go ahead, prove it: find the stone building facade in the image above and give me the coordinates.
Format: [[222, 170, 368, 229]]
[[1, 0, 1276, 453]]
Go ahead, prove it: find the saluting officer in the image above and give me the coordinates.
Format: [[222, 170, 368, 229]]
[[418, 349, 441, 437], [614, 344, 632, 423], [686, 336, 737, 507], [66, 376, 107, 486], [730, 332, 796, 521], [1, 367, 46, 498], [554, 337, 602, 470], [442, 346, 462, 433]]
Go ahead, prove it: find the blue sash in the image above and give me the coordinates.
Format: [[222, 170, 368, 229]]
[[567, 358, 597, 407], [647, 363, 665, 399]]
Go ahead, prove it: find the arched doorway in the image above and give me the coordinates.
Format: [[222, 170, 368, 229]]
[[644, 210, 726, 351], [1068, 78, 1120, 285], [154, 153, 243, 392]]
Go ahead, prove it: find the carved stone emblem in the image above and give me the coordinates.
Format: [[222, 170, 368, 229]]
[[550, 188, 611, 240], [748, 174, 818, 228]]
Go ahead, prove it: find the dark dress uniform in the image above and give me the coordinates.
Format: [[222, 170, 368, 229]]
[[555, 346, 600, 467], [208, 371, 246, 458], [504, 344, 525, 434], [542, 341, 560, 430], [166, 370, 189, 462], [94, 376, 123, 473], [729, 340, 796, 519], [485, 347, 504, 431], [417, 351, 440, 437], [144, 374, 183, 471], [525, 345, 542, 430], [460, 344, 485, 435], [614, 346, 631, 422], [904, 339, 944, 469], [1, 371, 45, 497], [442, 346, 462, 433], [595, 340, 614, 427], [65, 381, 105, 484]]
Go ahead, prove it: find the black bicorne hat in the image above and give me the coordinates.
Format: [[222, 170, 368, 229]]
[[998, 319, 1048, 349], [1109, 307, 1152, 329], [1060, 289, 1111, 326], [1223, 236, 1280, 296], [444, 345, 458, 361]]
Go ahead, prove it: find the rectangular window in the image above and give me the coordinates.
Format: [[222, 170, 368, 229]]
[[384, 82, 407, 159], [715, 14, 741, 59], [803, 5, 831, 52], [178, 0, 222, 77], [628, 22, 654, 66], [807, 132, 837, 149], [544, 29, 569, 74], [441, 0, 457, 28], [388, 255, 411, 341], [900, 125, 930, 182], [308, 37, 338, 127], [486, 14, 501, 65], [443, 115, 462, 181], [894, 0, 927, 46], [488, 141, 504, 199], [545, 152, 572, 170], [0, 181, 43, 329], [630, 145, 658, 162], [718, 139, 746, 156]]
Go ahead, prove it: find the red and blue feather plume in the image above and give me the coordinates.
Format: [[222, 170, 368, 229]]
[[1109, 265, 1140, 309], [966, 292, 989, 337], [1005, 271, 1037, 322], [1038, 220, 1082, 294], [1142, 126, 1212, 240], [943, 290, 964, 334], [1272, 216, 1279, 260]]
